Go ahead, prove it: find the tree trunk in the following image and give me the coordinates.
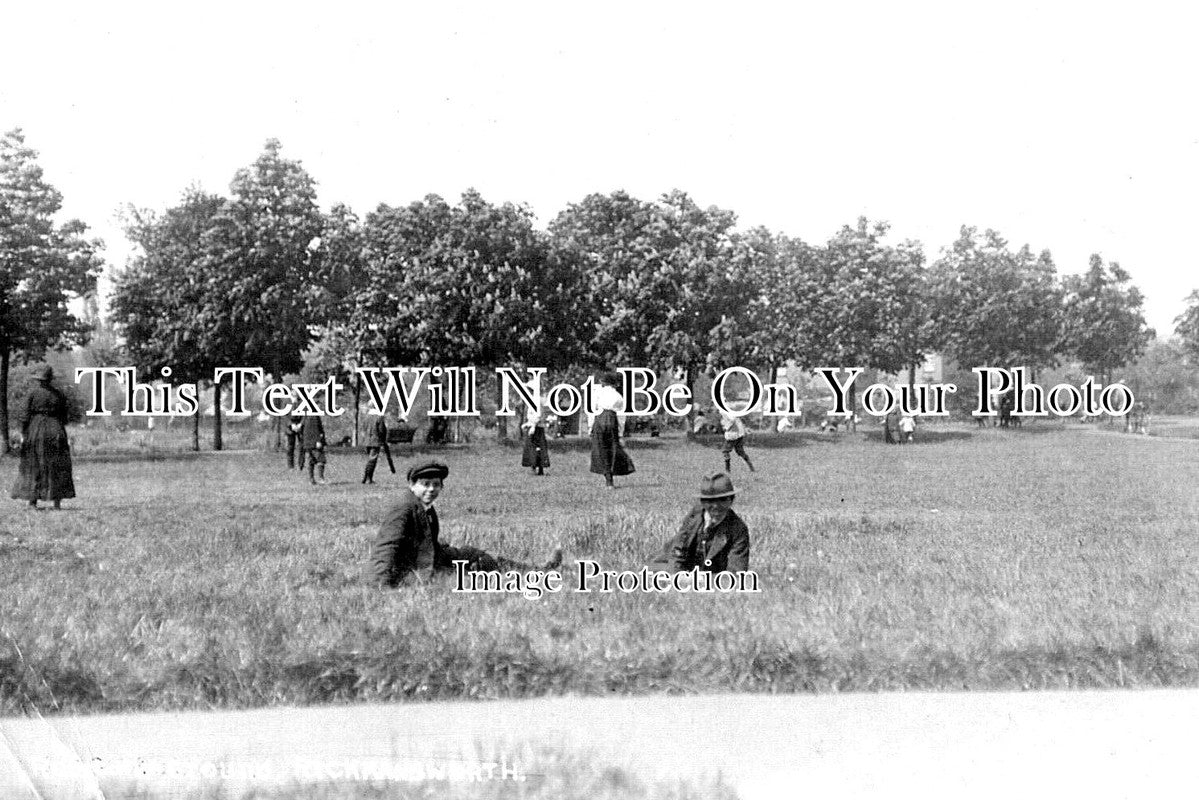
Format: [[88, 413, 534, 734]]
[[191, 407, 200, 452], [0, 347, 10, 454], [213, 381, 224, 451], [684, 363, 696, 439], [494, 371, 508, 442], [273, 415, 282, 450], [848, 384, 858, 432], [352, 374, 361, 447]]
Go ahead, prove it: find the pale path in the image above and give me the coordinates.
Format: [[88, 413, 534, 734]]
[[2, 691, 1197, 799]]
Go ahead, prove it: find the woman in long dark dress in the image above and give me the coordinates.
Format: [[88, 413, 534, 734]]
[[10, 365, 76, 510], [589, 373, 634, 489], [520, 406, 550, 476]]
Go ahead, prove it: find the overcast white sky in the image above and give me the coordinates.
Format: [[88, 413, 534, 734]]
[[2, 0, 1196, 335]]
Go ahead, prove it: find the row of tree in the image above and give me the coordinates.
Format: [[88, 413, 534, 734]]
[[1, 132, 1190, 450]]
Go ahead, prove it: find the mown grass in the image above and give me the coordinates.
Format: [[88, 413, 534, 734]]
[[2, 422, 1198, 715]]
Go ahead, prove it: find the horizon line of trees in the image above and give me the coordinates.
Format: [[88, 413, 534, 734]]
[[5, 132, 1196, 451]]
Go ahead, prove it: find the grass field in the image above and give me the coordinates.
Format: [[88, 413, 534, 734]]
[[2, 421, 1198, 716]]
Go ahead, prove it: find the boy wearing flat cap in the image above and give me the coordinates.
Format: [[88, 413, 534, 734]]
[[370, 459, 562, 588], [651, 473, 750, 574]]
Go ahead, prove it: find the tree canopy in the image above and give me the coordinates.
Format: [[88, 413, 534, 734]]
[[1062, 254, 1154, 382], [0, 129, 103, 450], [926, 227, 1063, 375]]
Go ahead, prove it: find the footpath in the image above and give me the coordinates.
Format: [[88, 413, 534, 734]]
[[2, 689, 1197, 799]]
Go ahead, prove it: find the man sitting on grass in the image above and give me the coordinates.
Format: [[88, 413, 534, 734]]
[[651, 473, 750, 574], [370, 459, 562, 588]]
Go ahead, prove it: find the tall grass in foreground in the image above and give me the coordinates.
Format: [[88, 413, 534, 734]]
[[2, 424, 1198, 713]]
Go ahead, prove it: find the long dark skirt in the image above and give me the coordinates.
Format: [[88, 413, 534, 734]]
[[11, 416, 76, 501], [521, 426, 551, 469], [589, 410, 634, 476]]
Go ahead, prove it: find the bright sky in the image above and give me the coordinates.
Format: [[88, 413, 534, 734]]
[[2, 0, 1196, 335]]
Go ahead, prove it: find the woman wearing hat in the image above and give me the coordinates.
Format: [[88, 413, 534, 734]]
[[10, 365, 76, 510], [370, 459, 562, 587], [589, 371, 634, 489], [651, 473, 749, 574]]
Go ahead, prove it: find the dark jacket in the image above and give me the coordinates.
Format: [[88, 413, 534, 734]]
[[365, 416, 388, 448], [370, 491, 442, 587], [301, 416, 326, 449], [653, 505, 750, 574]]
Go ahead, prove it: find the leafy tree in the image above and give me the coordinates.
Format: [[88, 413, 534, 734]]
[[1061, 254, 1154, 384], [162, 140, 323, 450], [0, 129, 103, 451], [815, 218, 927, 378], [111, 189, 227, 450], [549, 189, 756, 388], [1119, 337, 1199, 414], [206, 139, 323, 373], [356, 190, 583, 438], [927, 227, 1063, 379], [736, 228, 826, 375], [1174, 289, 1199, 365], [310, 202, 366, 328], [358, 189, 582, 368]]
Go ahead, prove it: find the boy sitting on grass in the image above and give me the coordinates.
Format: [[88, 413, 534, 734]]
[[651, 473, 750, 574], [370, 459, 562, 588]]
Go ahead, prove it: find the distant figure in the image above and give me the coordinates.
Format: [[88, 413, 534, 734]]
[[301, 415, 327, 485], [1128, 401, 1150, 435], [899, 413, 916, 443], [718, 408, 755, 472], [370, 460, 562, 587], [520, 405, 550, 476], [998, 392, 1015, 428], [776, 415, 794, 434], [285, 415, 305, 470], [589, 372, 634, 489], [362, 413, 389, 484], [10, 366, 75, 511], [426, 416, 449, 445], [882, 409, 898, 444], [650, 473, 749, 574]]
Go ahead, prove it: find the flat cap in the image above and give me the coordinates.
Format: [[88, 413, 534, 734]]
[[406, 459, 449, 482]]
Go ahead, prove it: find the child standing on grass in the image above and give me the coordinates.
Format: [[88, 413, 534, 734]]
[[718, 408, 755, 473], [301, 415, 327, 485], [899, 413, 915, 444]]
